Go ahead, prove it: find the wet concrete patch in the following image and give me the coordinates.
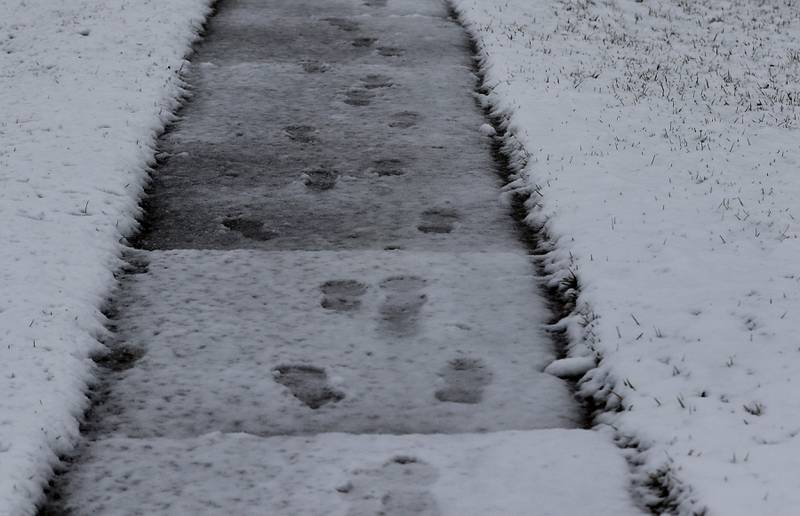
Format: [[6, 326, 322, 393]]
[[388, 111, 419, 128], [222, 217, 277, 241], [417, 208, 460, 234], [435, 357, 492, 404], [273, 365, 345, 409], [320, 279, 368, 311]]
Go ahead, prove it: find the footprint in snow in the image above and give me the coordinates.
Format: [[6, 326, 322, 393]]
[[378, 275, 427, 336], [344, 88, 374, 106], [302, 169, 338, 191], [339, 456, 441, 516], [417, 208, 460, 234], [388, 111, 419, 128], [435, 357, 492, 404], [272, 365, 344, 409], [370, 158, 406, 177], [320, 280, 368, 311], [361, 74, 394, 89]]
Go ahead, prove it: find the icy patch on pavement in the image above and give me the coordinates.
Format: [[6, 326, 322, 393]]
[[89, 250, 581, 437], [453, 0, 800, 512], [51, 429, 643, 515], [0, 0, 211, 513]]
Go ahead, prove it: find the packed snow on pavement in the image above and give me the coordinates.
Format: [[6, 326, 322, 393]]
[[49, 429, 641, 515], [0, 0, 211, 513], [452, 0, 800, 513]]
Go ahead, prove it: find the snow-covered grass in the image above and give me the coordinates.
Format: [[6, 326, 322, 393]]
[[0, 1, 211, 513], [452, 0, 800, 513]]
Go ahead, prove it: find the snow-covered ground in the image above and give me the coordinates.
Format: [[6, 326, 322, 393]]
[[452, 0, 800, 513], [0, 0, 210, 513], [51, 429, 640, 515]]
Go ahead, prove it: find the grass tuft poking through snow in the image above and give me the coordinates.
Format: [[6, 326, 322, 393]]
[[452, 0, 800, 514], [0, 0, 212, 513]]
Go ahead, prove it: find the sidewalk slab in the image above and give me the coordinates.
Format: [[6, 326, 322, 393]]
[[92, 249, 581, 438], [55, 429, 643, 515]]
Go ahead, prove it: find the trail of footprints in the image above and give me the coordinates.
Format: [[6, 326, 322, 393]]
[[219, 9, 476, 419], [107, 8, 485, 513], [292, 274, 492, 410]]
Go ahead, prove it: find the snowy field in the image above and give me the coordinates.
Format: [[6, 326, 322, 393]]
[[452, 0, 800, 513], [0, 0, 210, 513]]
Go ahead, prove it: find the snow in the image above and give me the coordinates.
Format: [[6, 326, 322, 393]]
[[91, 249, 581, 437], [479, 123, 497, 137], [545, 357, 596, 379], [0, 0, 211, 513], [51, 429, 641, 515], [451, 0, 800, 513], [11, 0, 800, 510]]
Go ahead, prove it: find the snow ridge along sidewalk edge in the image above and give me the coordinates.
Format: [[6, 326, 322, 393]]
[[448, 4, 690, 514], [0, 1, 214, 514]]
